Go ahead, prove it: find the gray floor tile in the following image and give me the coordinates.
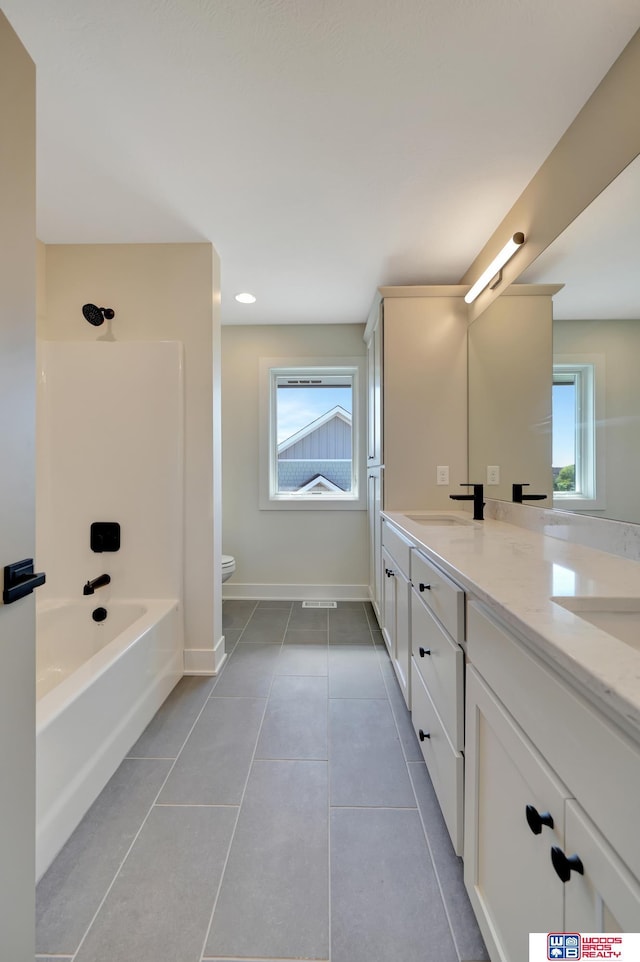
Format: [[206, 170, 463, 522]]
[[212, 643, 281, 697], [222, 599, 257, 629], [378, 655, 423, 762], [364, 600, 378, 626], [127, 676, 214, 758], [287, 604, 328, 629], [74, 805, 236, 962], [257, 600, 293, 609], [331, 808, 458, 962], [329, 605, 370, 631], [276, 643, 328, 675], [239, 608, 290, 643], [36, 957, 73, 961], [256, 675, 328, 759], [408, 762, 489, 961], [158, 697, 265, 804], [372, 627, 385, 646], [222, 627, 243, 652], [283, 626, 327, 645], [329, 627, 374, 644], [329, 698, 416, 807], [36, 758, 172, 956], [328, 645, 387, 698], [206, 759, 329, 960]]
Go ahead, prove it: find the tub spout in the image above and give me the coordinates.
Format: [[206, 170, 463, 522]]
[[83, 573, 111, 595]]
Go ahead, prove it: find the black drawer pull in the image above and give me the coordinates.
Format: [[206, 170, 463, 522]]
[[419, 583, 431, 592], [385, 568, 394, 578], [418, 729, 430, 741], [550, 846, 584, 883], [525, 805, 554, 835], [419, 647, 431, 657]]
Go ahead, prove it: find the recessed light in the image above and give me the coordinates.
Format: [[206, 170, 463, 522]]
[[235, 292, 256, 304]]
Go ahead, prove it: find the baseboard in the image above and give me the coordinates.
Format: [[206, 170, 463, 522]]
[[184, 633, 227, 675], [222, 583, 369, 601]]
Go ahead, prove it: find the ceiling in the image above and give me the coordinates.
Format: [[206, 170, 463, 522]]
[[3, 1, 639, 325]]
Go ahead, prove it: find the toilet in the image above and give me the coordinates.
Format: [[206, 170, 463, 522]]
[[222, 554, 236, 583]]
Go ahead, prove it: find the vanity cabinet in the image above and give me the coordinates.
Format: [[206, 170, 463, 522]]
[[465, 601, 640, 962], [367, 467, 383, 623], [410, 549, 465, 854], [381, 520, 412, 707]]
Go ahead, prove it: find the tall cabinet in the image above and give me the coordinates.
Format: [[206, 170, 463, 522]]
[[364, 286, 468, 623]]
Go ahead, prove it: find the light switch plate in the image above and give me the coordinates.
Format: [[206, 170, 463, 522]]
[[436, 465, 449, 485], [487, 465, 500, 485]]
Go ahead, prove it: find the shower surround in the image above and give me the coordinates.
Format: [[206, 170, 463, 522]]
[[35, 340, 184, 878]]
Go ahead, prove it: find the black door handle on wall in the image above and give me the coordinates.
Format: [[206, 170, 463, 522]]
[[3, 559, 46, 605]]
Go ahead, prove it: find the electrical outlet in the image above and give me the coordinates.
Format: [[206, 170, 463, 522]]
[[436, 465, 449, 485], [487, 465, 500, 485]]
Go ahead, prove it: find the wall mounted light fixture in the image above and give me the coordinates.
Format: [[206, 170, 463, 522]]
[[464, 232, 525, 304]]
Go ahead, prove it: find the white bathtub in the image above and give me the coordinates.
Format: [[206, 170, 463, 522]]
[[36, 598, 183, 881]]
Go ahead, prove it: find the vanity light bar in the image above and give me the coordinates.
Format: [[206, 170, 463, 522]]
[[464, 232, 525, 304]]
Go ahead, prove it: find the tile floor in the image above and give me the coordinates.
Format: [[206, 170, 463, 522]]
[[36, 600, 489, 962]]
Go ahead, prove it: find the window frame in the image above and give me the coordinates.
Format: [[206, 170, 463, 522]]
[[259, 356, 366, 511], [552, 354, 606, 511]]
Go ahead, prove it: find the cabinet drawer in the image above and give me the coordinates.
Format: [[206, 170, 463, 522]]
[[468, 601, 640, 881], [411, 549, 465, 642], [381, 520, 412, 576], [411, 661, 464, 855], [411, 591, 464, 750]]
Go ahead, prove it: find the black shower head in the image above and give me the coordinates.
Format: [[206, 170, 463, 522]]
[[82, 304, 115, 326]]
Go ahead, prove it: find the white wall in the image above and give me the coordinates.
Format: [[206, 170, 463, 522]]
[[37, 341, 183, 600], [38, 243, 224, 672], [222, 324, 368, 598], [554, 317, 640, 523]]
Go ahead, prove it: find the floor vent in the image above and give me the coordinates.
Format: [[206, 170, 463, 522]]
[[302, 600, 337, 608]]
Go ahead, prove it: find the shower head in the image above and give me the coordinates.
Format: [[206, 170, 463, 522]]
[[82, 304, 115, 326]]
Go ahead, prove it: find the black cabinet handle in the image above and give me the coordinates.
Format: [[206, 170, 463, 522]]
[[419, 647, 431, 657], [419, 583, 431, 592], [550, 846, 584, 883], [525, 805, 554, 835], [418, 729, 430, 741], [385, 568, 395, 578], [3, 559, 46, 605]]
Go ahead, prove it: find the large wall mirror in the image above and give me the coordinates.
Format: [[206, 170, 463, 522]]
[[468, 151, 640, 523]]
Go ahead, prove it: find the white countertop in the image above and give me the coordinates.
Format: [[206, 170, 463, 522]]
[[382, 509, 640, 740]]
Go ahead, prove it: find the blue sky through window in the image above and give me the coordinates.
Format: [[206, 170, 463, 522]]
[[552, 381, 576, 468], [277, 386, 352, 444]]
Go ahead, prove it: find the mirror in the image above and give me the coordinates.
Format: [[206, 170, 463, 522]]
[[468, 152, 640, 524]]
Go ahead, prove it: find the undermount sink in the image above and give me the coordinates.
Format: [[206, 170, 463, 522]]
[[552, 596, 640, 652], [405, 514, 473, 526]]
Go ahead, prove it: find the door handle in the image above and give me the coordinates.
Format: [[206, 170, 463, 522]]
[[3, 559, 46, 605]]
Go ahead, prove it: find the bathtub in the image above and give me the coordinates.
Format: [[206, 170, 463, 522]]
[[36, 598, 183, 881]]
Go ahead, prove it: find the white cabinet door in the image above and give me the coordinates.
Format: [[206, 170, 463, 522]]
[[367, 468, 383, 623], [381, 546, 410, 707], [465, 668, 569, 962], [381, 547, 396, 659], [393, 563, 410, 708], [561, 799, 640, 933], [366, 305, 383, 467]]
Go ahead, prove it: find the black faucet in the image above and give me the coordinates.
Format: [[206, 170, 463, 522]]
[[83, 573, 111, 595], [449, 483, 485, 521], [512, 483, 548, 503]]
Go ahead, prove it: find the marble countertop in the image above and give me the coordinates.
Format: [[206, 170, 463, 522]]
[[382, 509, 640, 740]]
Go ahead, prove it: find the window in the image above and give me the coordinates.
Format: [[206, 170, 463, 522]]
[[552, 355, 605, 510], [259, 358, 365, 510]]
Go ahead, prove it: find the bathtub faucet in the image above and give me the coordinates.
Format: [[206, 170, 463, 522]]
[[83, 573, 111, 595]]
